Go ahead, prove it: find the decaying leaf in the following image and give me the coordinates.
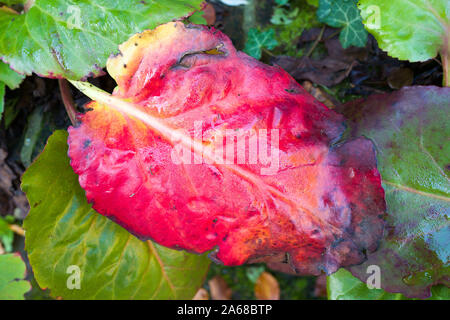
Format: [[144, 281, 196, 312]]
[[68, 22, 386, 276], [193, 288, 210, 300], [209, 275, 232, 300], [254, 271, 280, 300], [338, 86, 450, 298]]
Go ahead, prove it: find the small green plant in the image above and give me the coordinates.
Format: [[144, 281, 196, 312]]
[[317, 0, 368, 48]]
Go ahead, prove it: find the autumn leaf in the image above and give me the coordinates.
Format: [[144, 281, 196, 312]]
[[68, 22, 386, 276], [209, 276, 232, 300], [254, 272, 280, 300], [193, 288, 210, 300]]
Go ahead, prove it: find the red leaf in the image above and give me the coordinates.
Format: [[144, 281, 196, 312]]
[[68, 22, 386, 275]]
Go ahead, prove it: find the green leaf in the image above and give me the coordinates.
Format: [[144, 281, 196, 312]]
[[22, 130, 210, 300], [273, 1, 321, 57], [0, 216, 14, 253], [0, 61, 24, 89], [0, 0, 204, 80], [317, 0, 368, 48], [358, 0, 449, 62], [328, 269, 449, 300], [338, 86, 450, 299], [0, 253, 31, 300], [188, 10, 207, 25], [275, 0, 290, 6], [429, 285, 450, 300], [20, 105, 45, 167], [271, 7, 299, 25], [328, 269, 406, 300], [306, 0, 319, 7], [244, 28, 278, 59], [246, 265, 265, 284], [3, 96, 20, 129], [2, 1, 27, 5]]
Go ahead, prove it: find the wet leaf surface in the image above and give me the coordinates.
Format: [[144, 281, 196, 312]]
[[0, 0, 204, 79], [68, 22, 386, 275], [328, 268, 449, 300], [338, 86, 450, 298], [22, 130, 210, 299], [359, 0, 449, 62]]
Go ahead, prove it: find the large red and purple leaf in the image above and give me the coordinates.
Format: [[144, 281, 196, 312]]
[[338, 86, 450, 298], [68, 22, 386, 275]]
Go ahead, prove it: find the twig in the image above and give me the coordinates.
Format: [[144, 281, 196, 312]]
[[58, 79, 78, 126], [262, 48, 275, 57], [306, 25, 326, 58], [441, 51, 449, 87], [325, 29, 340, 40], [9, 224, 25, 237]]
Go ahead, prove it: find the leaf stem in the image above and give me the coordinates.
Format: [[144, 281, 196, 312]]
[[58, 79, 78, 126], [9, 224, 25, 236], [306, 25, 326, 58], [441, 51, 449, 87]]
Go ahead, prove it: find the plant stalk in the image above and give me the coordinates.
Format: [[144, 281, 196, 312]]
[[441, 51, 449, 87], [58, 79, 78, 126]]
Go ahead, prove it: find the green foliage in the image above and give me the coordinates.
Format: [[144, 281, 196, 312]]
[[317, 0, 368, 48], [0, 61, 24, 89], [0, 254, 31, 300], [271, 0, 299, 26], [328, 269, 449, 300], [0, 61, 24, 119], [22, 130, 210, 300], [246, 265, 265, 283], [358, 0, 449, 62], [20, 105, 45, 167], [272, 0, 321, 57], [275, 0, 290, 5], [187, 10, 207, 25], [1, 1, 27, 5], [271, 7, 299, 25], [340, 86, 450, 298], [0, 0, 203, 80], [0, 216, 15, 253], [328, 269, 405, 300], [3, 96, 20, 129], [244, 28, 278, 59]]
